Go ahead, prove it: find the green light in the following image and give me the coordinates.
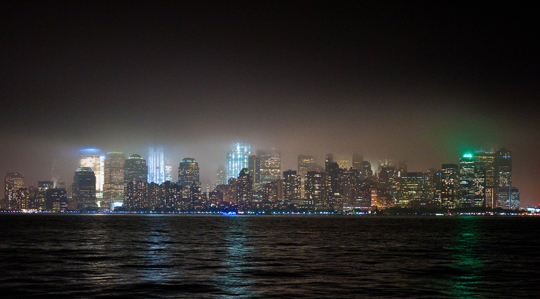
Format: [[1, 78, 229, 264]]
[[463, 154, 473, 158]]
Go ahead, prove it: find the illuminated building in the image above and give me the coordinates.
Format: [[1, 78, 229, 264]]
[[124, 154, 148, 184], [495, 148, 513, 208], [325, 160, 342, 211], [258, 149, 281, 184], [248, 154, 261, 184], [226, 142, 251, 182], [13, 187, 30, 211], [396, 172, 424, 207], [45, 188, 68, 212], [283, 170, 300, 205], [298, 155, 317, 200], [80, 148, 105, 200], [147, 146, 165, 184], [305, 171, 326, 209], [441, 164, 458, 208], [336, 158, 351, 170], [473, 151, 496, 208], [4, 172, 24, 210], [178, 158, 200, 188], [103, 152, 125, 208], [236, 168, 252, 211], [158, 181, 182, 211], [216, 166, 227, 186], [125, 181, 148, 210], [458, 154, 475, 207], [35, 181, 54, 210], [497, 187, 519, 209], [359, 161, 373, 180], [165, 163, 173, 182], [72, 167, 97, 210]]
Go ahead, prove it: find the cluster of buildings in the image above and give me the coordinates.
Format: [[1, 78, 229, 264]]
[[1, 143, 519, 213]]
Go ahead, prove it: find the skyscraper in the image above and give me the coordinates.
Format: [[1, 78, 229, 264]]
[[298, 155, 317, 200], [226, 142, 251, 182], [178, 158, 200, 188], [4, 172, 24, 210], [441, 164, 458, 209], [248, 154, 261, 184], [495, 148, 512, 208], [258, 149, 281, 184], [459, 154, 475, 207], [80, 148, 105, 200], [282, 170, 300, 204], [352, 153, 364, 170], [103, 152, 125, 208], [236, 168, 253, 211], [216, 166, 227, 186], [124, 154, 148, 184], [147, 146, 165, 184], [72, 167, 97, 210]]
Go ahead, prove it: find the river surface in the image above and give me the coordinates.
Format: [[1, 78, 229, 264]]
[[0, 214, 539, 298]]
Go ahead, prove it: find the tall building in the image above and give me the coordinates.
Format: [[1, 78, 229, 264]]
[[441, 164, 458, 209], [226, 142, 251, 182], [236, 168, 253, 211], [72, 167, 97, 210], [216, 166, 227, 186], [248, 154, 261, 184], [458, 154, 475, 207], [147, 146, 165, 184], [352, 153, 364, 170], [298, 155, 317, 200], [35, 181, 54, 210], [282, 170, 300, 205], [80, 148, 105, 200], [396, 172, 424, 207], [178, 158, 200, 188], [325, 161, 342, 211], [45, 188, 68, 212], [125, 181, 148, 210], [474, 151, 496, 208], [305, 171, 326, 209], [4, 172, 24, 210], [495, 148, 512, 208], [124, 154, 148, 184], [258, 149, 281, 184], [103, 152, 125, 208], [165, 163, 173, 183]]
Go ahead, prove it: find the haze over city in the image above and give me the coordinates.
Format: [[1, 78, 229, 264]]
[[0, 2, 537, 206]]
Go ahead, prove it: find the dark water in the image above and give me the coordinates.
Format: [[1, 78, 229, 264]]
[[1, 215, 539, 298]]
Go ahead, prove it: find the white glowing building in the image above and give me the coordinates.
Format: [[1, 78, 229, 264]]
[[80, 148, 105, 200]]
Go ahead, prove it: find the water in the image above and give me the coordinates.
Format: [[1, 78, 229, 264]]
[[1, 214, 539, 298]]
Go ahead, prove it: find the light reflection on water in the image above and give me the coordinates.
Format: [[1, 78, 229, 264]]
[[1, 215, 540, 298]]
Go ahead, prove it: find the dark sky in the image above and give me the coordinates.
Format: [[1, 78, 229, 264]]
[[1, 2, 538, 205]]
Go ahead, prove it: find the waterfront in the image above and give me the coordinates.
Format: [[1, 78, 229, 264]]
[[1, 215, 539, 298]]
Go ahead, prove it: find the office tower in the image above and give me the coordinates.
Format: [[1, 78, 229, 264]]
[[326, 161, 342, 211], [458, 154, 475, 207], [4, 172, 24, 210], [12, 187, 29, 211], [248, 154, 261, 184], [165, 163, 173, 182], [72, 167, 97, 210], [216, 166, 227, 186], [45, 188, 68, 212], [226, 142, 251, 182], [473, 151, 495, 208], [103, 152, 125, 208], [258, 149, 281, 184], [236, 168, 252, 211], [352, 153, 364, 170], [305, 171, 326, 209], [359, 161, 373, 180], [124, 154, 148, 184], [178, 158, 200, 188], [396, 172, 424, 207], [282, 170, 300, 204], [125, 181, 148, 211], [495, 148, 513, 208], [35, 181, 53, 210], [497, 187, 519, 209], [147, 146, 165, 184], [80, 148, 105, 199], [441, 164, 458, 208], [158, 181, 182, 211], [298, 155, 317, 200]]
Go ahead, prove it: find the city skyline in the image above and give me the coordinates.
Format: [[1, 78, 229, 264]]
[[0, 3, 537, 206]]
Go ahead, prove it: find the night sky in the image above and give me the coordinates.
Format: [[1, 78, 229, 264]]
[[0, 2, 538, 205]]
